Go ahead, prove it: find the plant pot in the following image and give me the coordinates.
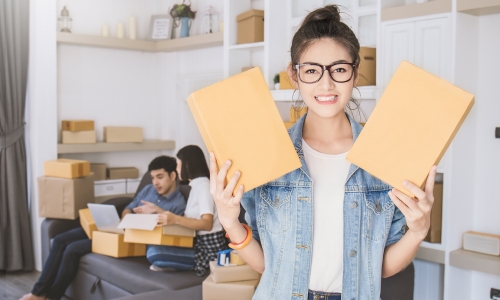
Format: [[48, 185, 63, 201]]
[[275, 83, 280, 90], [180, 17, 192, 38]]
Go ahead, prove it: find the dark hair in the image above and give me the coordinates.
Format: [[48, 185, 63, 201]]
[[290, 5, 365, 120], [148, 156, 177, 179], [176, 145, 210, 183]]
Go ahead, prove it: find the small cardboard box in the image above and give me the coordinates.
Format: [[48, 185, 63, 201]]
[[90, 163, 107, 181], [347, 61, 474, 197], [92, 231, 146, 258], [357, 47, 376, 86], [425, 181, 443, 243], [202, 275, 259, 300], [61, 120, 94, 132], [209, 261, 260, 283], [103, 127, 143, 143], [279, 71, 295, 90], [107, 167, 139, 179], [187, 68, 301, 194], [463, 231, 500, 256], [44, 159, 91, 179], [120, 214, 194, 247], [162, 224, 196, 237], [61, 130, 96, 144], [289, 107, 307, 123], [236, 10, 264, 44], [230, 250, 246, 266], [79, 208, 97, 239], [38, 174, 95, 220]]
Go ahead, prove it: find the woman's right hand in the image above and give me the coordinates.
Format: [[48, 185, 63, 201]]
[[209, 152, 244, 231]]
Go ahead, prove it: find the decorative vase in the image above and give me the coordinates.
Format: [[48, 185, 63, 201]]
[[275, 83, 280, 90], [180, 17, 192, 38]]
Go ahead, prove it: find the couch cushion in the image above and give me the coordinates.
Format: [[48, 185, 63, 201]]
[[113, 285, 202, 300], [79, 253, 207, 294]]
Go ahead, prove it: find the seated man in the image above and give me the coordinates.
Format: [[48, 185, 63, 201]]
[[21, 155, 186, 300]]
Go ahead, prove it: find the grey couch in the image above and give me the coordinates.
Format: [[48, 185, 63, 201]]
[[41, 174, 414, 300]]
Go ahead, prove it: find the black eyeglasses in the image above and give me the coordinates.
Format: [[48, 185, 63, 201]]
[[294, 62, 357, 84]]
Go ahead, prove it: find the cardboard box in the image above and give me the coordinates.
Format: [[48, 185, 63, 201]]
[[61, 130, 97, 144], [103, 127, 143, 143], [62, 120, 94, 132], [357, 47, 376, 86], [124, 227, 194, 247], [209, 261, 260, 283], [424, 181, 443, 243], [230, 250, 246, 266], [236, 10, 264, 44], [279, 71, 295, 90], [90, 163, 107, 181], [162, 224, 196, 237], [38, 174, 95, 220], [187, 68, 301, 194], [284, 122, 294, 129], [107, 167, 139, 179], [463, 231, 500, 256], [289, 106, 307, 123], [44, 159, 91, 179], [202, 275, 259, 300], [92, 231, 146, 258], [79, 208, 97, 239], [346, 61, 474, 197]]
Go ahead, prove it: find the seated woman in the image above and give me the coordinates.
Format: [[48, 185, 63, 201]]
[[151, 145, 226, 276]]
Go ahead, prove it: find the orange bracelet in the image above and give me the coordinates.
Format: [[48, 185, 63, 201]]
[[227, 224, 253, 250]]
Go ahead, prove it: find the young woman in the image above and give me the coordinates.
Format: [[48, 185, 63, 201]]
[[210, 5, 436, 300], [152, 145, 226, 276]]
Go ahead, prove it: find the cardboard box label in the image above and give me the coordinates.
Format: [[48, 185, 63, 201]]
[[347, 61, 474, 197], [44, 159, 91, 179]]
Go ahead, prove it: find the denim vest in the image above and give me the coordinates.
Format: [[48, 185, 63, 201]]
[[241, 114, 406, 300]]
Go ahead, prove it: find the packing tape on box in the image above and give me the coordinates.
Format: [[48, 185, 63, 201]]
[[173, 236, 181, 246], [230, 250, 246, 265]]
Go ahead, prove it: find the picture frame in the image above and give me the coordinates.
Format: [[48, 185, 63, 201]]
[[148, 14, 173, 40]]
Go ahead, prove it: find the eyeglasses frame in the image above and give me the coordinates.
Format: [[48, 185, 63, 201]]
[[294, 62, 358, 84]]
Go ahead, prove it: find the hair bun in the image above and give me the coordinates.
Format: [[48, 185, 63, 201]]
[[304, 5, 342, 25]]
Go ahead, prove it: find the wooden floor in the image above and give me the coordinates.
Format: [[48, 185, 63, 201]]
[[0, 270, 40, 300]]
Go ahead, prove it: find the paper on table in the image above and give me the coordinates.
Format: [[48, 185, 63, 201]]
[[118, 214, 157, 231]]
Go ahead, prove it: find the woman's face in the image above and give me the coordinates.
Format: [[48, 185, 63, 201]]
[[293, 38, 357, 120], [176, 158, 182, 181]]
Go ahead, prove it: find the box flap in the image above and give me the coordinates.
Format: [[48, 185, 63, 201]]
[[118, 214, 157, 230]]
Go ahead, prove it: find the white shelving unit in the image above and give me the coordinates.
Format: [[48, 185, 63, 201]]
[[57, 140, 176, 154]]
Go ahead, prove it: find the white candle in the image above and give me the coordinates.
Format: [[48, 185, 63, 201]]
[[101, 25, 109, 37], [128, 17, 137, 40], [116, 22, 124, 39]]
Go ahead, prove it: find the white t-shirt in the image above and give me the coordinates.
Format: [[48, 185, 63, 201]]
[[302, 139, 351, 293], [185, 177, 222, 235]]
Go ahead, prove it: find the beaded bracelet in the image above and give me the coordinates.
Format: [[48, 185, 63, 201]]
[[226, 224, 253, 250]]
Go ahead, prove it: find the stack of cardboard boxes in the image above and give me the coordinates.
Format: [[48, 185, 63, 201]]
[[203, 252, 261, 300]]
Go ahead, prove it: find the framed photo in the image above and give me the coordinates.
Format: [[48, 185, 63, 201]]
[[148, 14, 173, 40]]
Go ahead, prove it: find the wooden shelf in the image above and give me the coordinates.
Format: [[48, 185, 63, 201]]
[[228, 42, 265, 51], [57, 32, 223, 52], [450, 248, 500, 276], [381, 0, 451, 22], [415, 245, 446, 264], [457, 0, 500, 16], [57, 140, 175, 154]]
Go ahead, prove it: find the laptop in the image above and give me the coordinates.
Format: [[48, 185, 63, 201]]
[[87, 203, 124, 234]]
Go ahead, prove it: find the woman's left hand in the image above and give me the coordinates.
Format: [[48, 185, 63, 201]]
[[388, 165, 437, 241], [157, 211, 177, 226]]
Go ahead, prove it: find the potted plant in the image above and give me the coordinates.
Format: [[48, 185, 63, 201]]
[[273, 73, 280, 90], [170, 0, 196, 38]]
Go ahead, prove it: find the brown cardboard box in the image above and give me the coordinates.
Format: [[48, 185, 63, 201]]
[[209, 261, 260, 283], [38, 174, 95, 220], [425, 181, 443, 243], [230, 250, 246, 266], [62, 120, 94, 132], [289, 107, 307, 123], [236, 10, 264, 44], [346, 61, 474, 197], [103, 127, 143, 143], [92, 231, 146, 258], [44, 159, 91, 179], [202, 276, 259, 300], [279, 71, 295, 90], [107, 167, 139, 179], [357, 47, 376, 86], [162, 224, 196, 237], [61, 130, 97, 144], [124, 227, 194, 247], [79, 208, 97, 239], [90, 163, 107, 181], [187, 67, 301, 194]]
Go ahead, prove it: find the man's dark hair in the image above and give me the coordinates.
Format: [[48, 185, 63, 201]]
[[148, 156, 177, 178], [176, 145, 209, 184]]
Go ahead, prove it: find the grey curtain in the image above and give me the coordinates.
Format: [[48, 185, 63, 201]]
[[0, 0, 34, 271]]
